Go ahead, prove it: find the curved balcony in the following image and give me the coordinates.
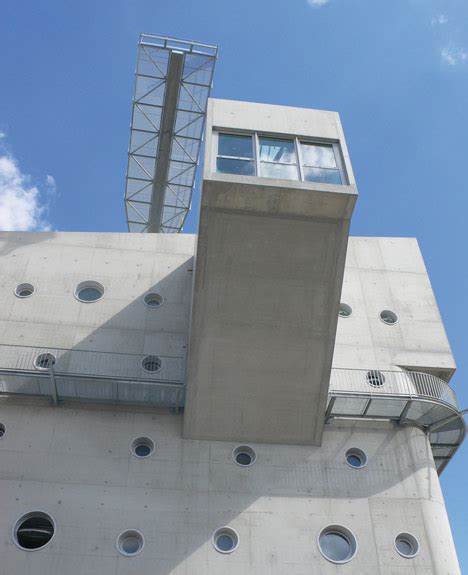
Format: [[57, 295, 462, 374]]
[[327, 368, 466, 473]]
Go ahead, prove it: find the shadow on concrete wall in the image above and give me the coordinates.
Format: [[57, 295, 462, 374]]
[[0, 241, 443, 573]]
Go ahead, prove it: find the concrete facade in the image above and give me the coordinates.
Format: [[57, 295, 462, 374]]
[[0, 231, 194, 378], [0, 400, 460, 574], [0, 230, 462, 574], [0, 98, 463, 574], [184, 99, 357, 446], [336, 236, 456, 379]]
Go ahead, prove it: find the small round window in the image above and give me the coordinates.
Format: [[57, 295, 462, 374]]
[[15, 283, 35, 298], [131, 437, 155, 458], [144, 292, 164, 308], [0, 423, 5, 438], [339, 303, 352, 318], [395, 533, 419, 558], [141, 355, 162, 373], [116, 529, 144, 556], [366, 370, 385, 388], [75, 281, 104, 303], [34, 353, 56, 371], [318, 525, 357, 564], [380, 309, 398, 325], [232, 445, 257, 467], [13, 511, 55, 550], [345, 448, 367, 469], [212, 527, 239, 554]]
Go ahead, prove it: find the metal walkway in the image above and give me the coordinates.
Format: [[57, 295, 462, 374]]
[[124, 34, 217, 233], [0, 344, 464, 474], [0, 344, 185, 411], [327, 368, 466, 474]]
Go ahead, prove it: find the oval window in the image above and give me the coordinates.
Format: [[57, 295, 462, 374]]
[[13, 512, 55, 550], [15, 283, 35, 298], [212, 527, 239, 554], [75, 281, 104, 303], [116, 529, 144, 556], [318, 525, 357, 564]]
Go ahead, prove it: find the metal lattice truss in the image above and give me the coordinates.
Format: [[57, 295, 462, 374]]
[[124, 34, 217, 233]]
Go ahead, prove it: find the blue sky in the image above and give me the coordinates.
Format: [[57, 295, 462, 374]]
[[1, 0, 468, 567]]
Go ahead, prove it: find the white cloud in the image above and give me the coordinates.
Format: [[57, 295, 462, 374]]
[[0, 131, 5, 140], [0, 153, 55, 231], [45, 174, 56, 194], [307, 0, 330, 6], [441, 46, 467, 66], [432, 14, 448, 26]]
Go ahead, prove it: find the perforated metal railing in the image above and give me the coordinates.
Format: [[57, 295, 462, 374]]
[[0, 344, 185, 410], [327, 368, 465, 474], [329, 368, 459, 409], [0, 344, 464, 473]]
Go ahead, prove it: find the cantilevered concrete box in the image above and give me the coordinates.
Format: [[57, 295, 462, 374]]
[[184, 99, 358, 445]]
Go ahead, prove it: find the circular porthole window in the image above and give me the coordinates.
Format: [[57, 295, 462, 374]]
[[339, 303, 352, 318], [212, 527, 239, 554], [131, 437, 155, 458], [141, 355, 162, 373], [75, 281, 104, 303], [34, 353, 56, 371], [15, 283, 35, 298], [380, 309, 398, 325], [318, 525, 357, 564], [232, 445, 257, 467], [0, 423, 5, 438], [116, 529, 144, 556], [395, 533, 419, 558], [366, 370, 385, 387], [144, 292, 164, 308], [13, 511, 55, 551], [345, 448, 367, 469]]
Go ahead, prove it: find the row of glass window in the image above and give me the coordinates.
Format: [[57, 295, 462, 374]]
[[9, 510, 420, 562], [215, 131, 345, 185], [2, 430, 420, 562], [339, 303, 398, 325], [13, 282, 164, 307], [132, 438, 368, 470], [0, 424, 365, 469]]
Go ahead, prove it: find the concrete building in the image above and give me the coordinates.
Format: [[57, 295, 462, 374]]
[[0, 34, 465, 574]]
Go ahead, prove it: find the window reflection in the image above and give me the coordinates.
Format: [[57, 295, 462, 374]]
[[259, 137, 296, 163], [301, 143, 337, 168], [217, 158, 255, 176], [218, 133, 253, 159], [215, 132, 345, 184], [260, 163, 298, 180], [304, 167, 341, 184]]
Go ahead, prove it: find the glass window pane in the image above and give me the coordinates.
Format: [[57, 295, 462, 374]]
[[216, 157, 255, 176], [260, 162, 299, 180], [396, 539, 413, 556], [304, 167, 342, 185], [218, 133, 253, 158], [301, 143, 337, 168], [320, 532, 351, 562], [259, 137, 296, 163]]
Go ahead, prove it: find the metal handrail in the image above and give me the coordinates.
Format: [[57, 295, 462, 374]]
[[329, 368, 459, 411], [0, 343, 185, 385], [327, 368, 465, 474]]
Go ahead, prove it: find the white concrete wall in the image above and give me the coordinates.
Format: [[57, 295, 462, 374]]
[[0, 232, 195, 375], [184, 98, 357, 446], [335, 237, 455, 379], [0, 400, 459, 574], [0, 231, 461, 572]]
